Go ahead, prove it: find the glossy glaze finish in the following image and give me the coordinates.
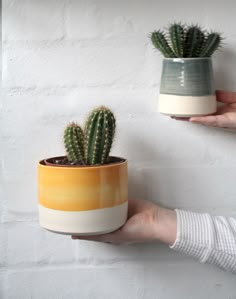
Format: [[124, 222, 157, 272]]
[[160, 58, 215, 96], [38, 157, 128, 211]]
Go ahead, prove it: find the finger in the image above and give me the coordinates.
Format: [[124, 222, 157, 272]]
[[190, 115, 227, 127], [171, 116, 190, 121], [216, 90, 236, 104], [71, 228, 124, 244], [71, 234, 111, 242]]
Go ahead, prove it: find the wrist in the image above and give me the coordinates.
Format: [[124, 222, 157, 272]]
[[154, 206, 177, 246]]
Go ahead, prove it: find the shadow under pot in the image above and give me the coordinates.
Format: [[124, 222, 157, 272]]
[[159, 58, 217, 117], [38, 156, 128, 235]]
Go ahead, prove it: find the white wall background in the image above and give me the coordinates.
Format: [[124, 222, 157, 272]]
[[1, 0, 236, 298]]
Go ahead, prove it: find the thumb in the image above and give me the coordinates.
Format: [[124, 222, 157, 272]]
[[190, 115, 225, 127], [216, 90, 236, 104]]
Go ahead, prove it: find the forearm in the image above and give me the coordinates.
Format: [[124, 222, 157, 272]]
[[155, 207, 236, 273]]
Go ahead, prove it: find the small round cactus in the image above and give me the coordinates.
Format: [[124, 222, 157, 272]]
[[84, 106, 116, 165], [64, 122, 84, 163]]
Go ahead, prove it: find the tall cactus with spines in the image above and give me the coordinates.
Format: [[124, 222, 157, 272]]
[[199, 32, 222, 57], [64, 122, 85, 163], [184, 25, 205, 57], [150, 23, 223, 58], [169, 23, 185, 57], [84, 106, 116, 165], [151, 30, 176, 58]]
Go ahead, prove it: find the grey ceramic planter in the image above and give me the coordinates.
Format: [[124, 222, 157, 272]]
[[159, 58, 217, 117]]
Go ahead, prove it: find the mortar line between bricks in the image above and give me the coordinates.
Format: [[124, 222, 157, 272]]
[[1, 85, 159, 96], [2, 37, 150, 48], [4, 259, 192, 273]]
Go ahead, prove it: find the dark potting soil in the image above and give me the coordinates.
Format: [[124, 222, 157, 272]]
[[43, 156, 125, 167], [50, 157, 83, 166]]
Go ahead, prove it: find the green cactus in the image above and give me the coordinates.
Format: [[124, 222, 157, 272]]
[[184, 26, 205, 57], [199, 32, 222, 57], [150, 23, 223, 58], [150, 30, 176, 57], [169, 23, 185, 57], [64, 122, 85, 163], [84, 106, 116, 165]]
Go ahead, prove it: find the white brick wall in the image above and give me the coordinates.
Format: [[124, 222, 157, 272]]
[[2, 0, 236, 298]]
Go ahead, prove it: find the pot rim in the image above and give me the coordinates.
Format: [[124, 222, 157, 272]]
[[39, 155, 127, 169], [163, 57, 212, 61]]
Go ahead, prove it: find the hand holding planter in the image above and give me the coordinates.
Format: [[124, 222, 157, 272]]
[[150, 23, 223, 117]]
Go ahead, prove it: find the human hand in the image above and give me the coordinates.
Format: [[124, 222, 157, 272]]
[[71, 199, 177, 245], [173, 90, 236, 129]]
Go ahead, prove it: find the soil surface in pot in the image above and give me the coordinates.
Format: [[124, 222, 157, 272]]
[[42, 156, 126, 167]]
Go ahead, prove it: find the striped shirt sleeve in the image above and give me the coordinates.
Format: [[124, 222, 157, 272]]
[[170, 209, 236, 274]]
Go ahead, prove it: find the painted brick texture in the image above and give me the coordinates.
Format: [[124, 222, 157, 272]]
[[2, 0, 236, 298]]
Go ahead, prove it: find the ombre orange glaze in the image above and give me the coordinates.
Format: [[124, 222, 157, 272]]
[[38, 158, 128, 211]]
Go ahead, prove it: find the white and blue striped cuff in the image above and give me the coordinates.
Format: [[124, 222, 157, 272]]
[[170, 209, 215, 263]]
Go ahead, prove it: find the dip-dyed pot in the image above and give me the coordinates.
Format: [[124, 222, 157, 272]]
[[159, 58, 217, 117], [38, 156, 128, 235]]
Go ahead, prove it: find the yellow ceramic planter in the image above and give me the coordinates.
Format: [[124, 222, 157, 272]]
[[38, 156, 128, 235]]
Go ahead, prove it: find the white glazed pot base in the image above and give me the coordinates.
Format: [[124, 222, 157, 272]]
[[159, 94, 216, 117], [39, 202, 128, 235]]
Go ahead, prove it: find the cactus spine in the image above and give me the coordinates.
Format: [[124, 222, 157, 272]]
[[64, 122, 84, 163], [84, 106, 116, 165], [151, 31, 176, 58], [169, 23, 185, 57]]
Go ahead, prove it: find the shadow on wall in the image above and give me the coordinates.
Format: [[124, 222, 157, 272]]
[[124, 134, 160, 200], [214, 48, 236, 90]]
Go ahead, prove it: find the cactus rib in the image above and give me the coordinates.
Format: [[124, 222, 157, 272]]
[[84, 106, 115, 165], [151, 30, 176, 57], [169, 23, 185, 57], [64, 122, 84, 163], [200, 32, 222, 57], [184, 26, 205, 57]]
